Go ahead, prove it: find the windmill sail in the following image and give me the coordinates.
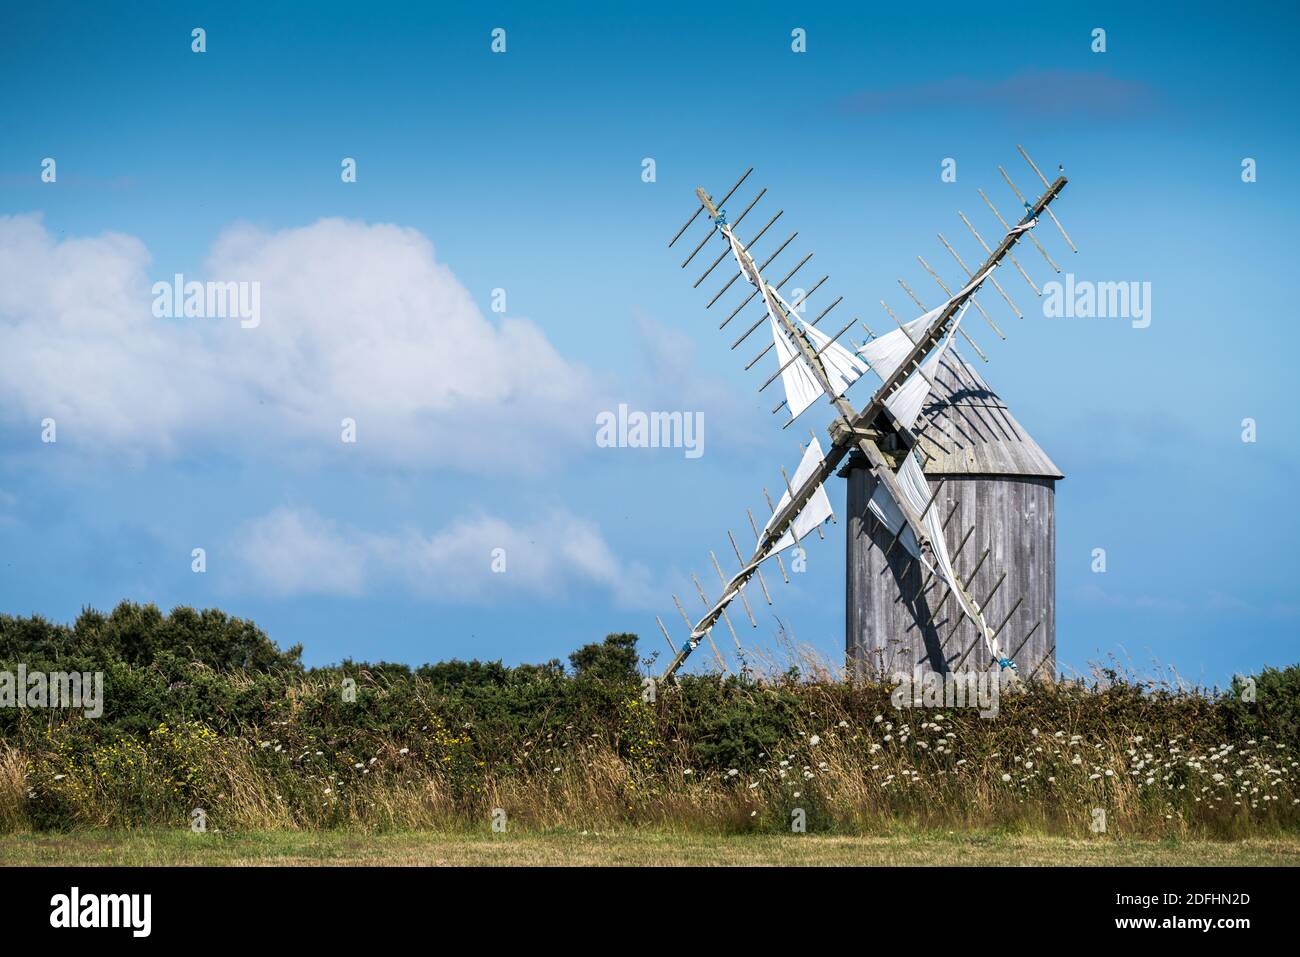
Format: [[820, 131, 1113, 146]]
[[882, 303, 968, 431], [858, 311, 934, 381], [858, 263, 996, 380], [792, 308, 869, 400], [759, 437, 835, 558], [753, 257, 867, 422], [865, 477, 921, 556], [768, 312, 824, 420]]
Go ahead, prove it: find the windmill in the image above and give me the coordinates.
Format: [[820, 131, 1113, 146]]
[[656, 147, 1074, 682]]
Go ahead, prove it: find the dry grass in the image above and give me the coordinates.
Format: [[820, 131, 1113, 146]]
[[7, 708, 1297, 838], [0, 745, 27, 833]]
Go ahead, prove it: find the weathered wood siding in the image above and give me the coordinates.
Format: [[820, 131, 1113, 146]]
[[846, 469, 1055, 679]]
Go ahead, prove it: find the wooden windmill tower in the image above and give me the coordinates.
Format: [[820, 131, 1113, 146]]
[[657, 147, 1075, 681]]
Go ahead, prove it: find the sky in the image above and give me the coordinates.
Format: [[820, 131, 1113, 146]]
[[0, 1, 1297, 686]]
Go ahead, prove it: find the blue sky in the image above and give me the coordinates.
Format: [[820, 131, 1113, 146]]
[[0, 1, 1296, 686]]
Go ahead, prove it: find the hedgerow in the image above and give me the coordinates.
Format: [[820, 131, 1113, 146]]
[[0, 603, 1296, 835]]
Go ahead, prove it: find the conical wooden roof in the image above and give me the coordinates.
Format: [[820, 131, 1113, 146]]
[[911, 348, 1063, 480]]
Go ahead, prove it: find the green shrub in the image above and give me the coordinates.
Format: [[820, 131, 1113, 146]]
[[1, 605, 1298, 835]]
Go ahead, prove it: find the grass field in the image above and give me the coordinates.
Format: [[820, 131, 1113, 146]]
[[2, 829, 1298, 866]]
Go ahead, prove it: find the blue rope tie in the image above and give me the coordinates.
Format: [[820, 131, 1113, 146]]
[[712, 209, 728, 226], [997, 656, 1018, 672]]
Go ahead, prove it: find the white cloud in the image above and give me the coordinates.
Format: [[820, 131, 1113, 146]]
[[0, 213, 603, 468], [631, 311, 767, 454], [234, 507, 368, 597], [0, 214, 208, 450], [232, 505, 655, 607]]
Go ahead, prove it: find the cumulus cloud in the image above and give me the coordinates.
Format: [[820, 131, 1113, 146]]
[[232, 507, 369, 597], [0, 214, 209, 450], [0, 213, 603, 469], [232, 506, 656, 607]]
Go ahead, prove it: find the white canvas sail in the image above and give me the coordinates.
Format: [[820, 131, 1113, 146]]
[[858, 263, 997, 382], [883, 303, 968, 432], [768, 312, 825, 420], [857, 310, 938, 382], [792, 308, 869, 398], [759, 437, 835, 558], [865, 479, 921, 558], [720, 223, 868, 424]]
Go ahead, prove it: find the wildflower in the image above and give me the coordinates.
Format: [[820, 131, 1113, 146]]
[[1001, 773, 1012, 782], [809, 735, 821, 746]]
